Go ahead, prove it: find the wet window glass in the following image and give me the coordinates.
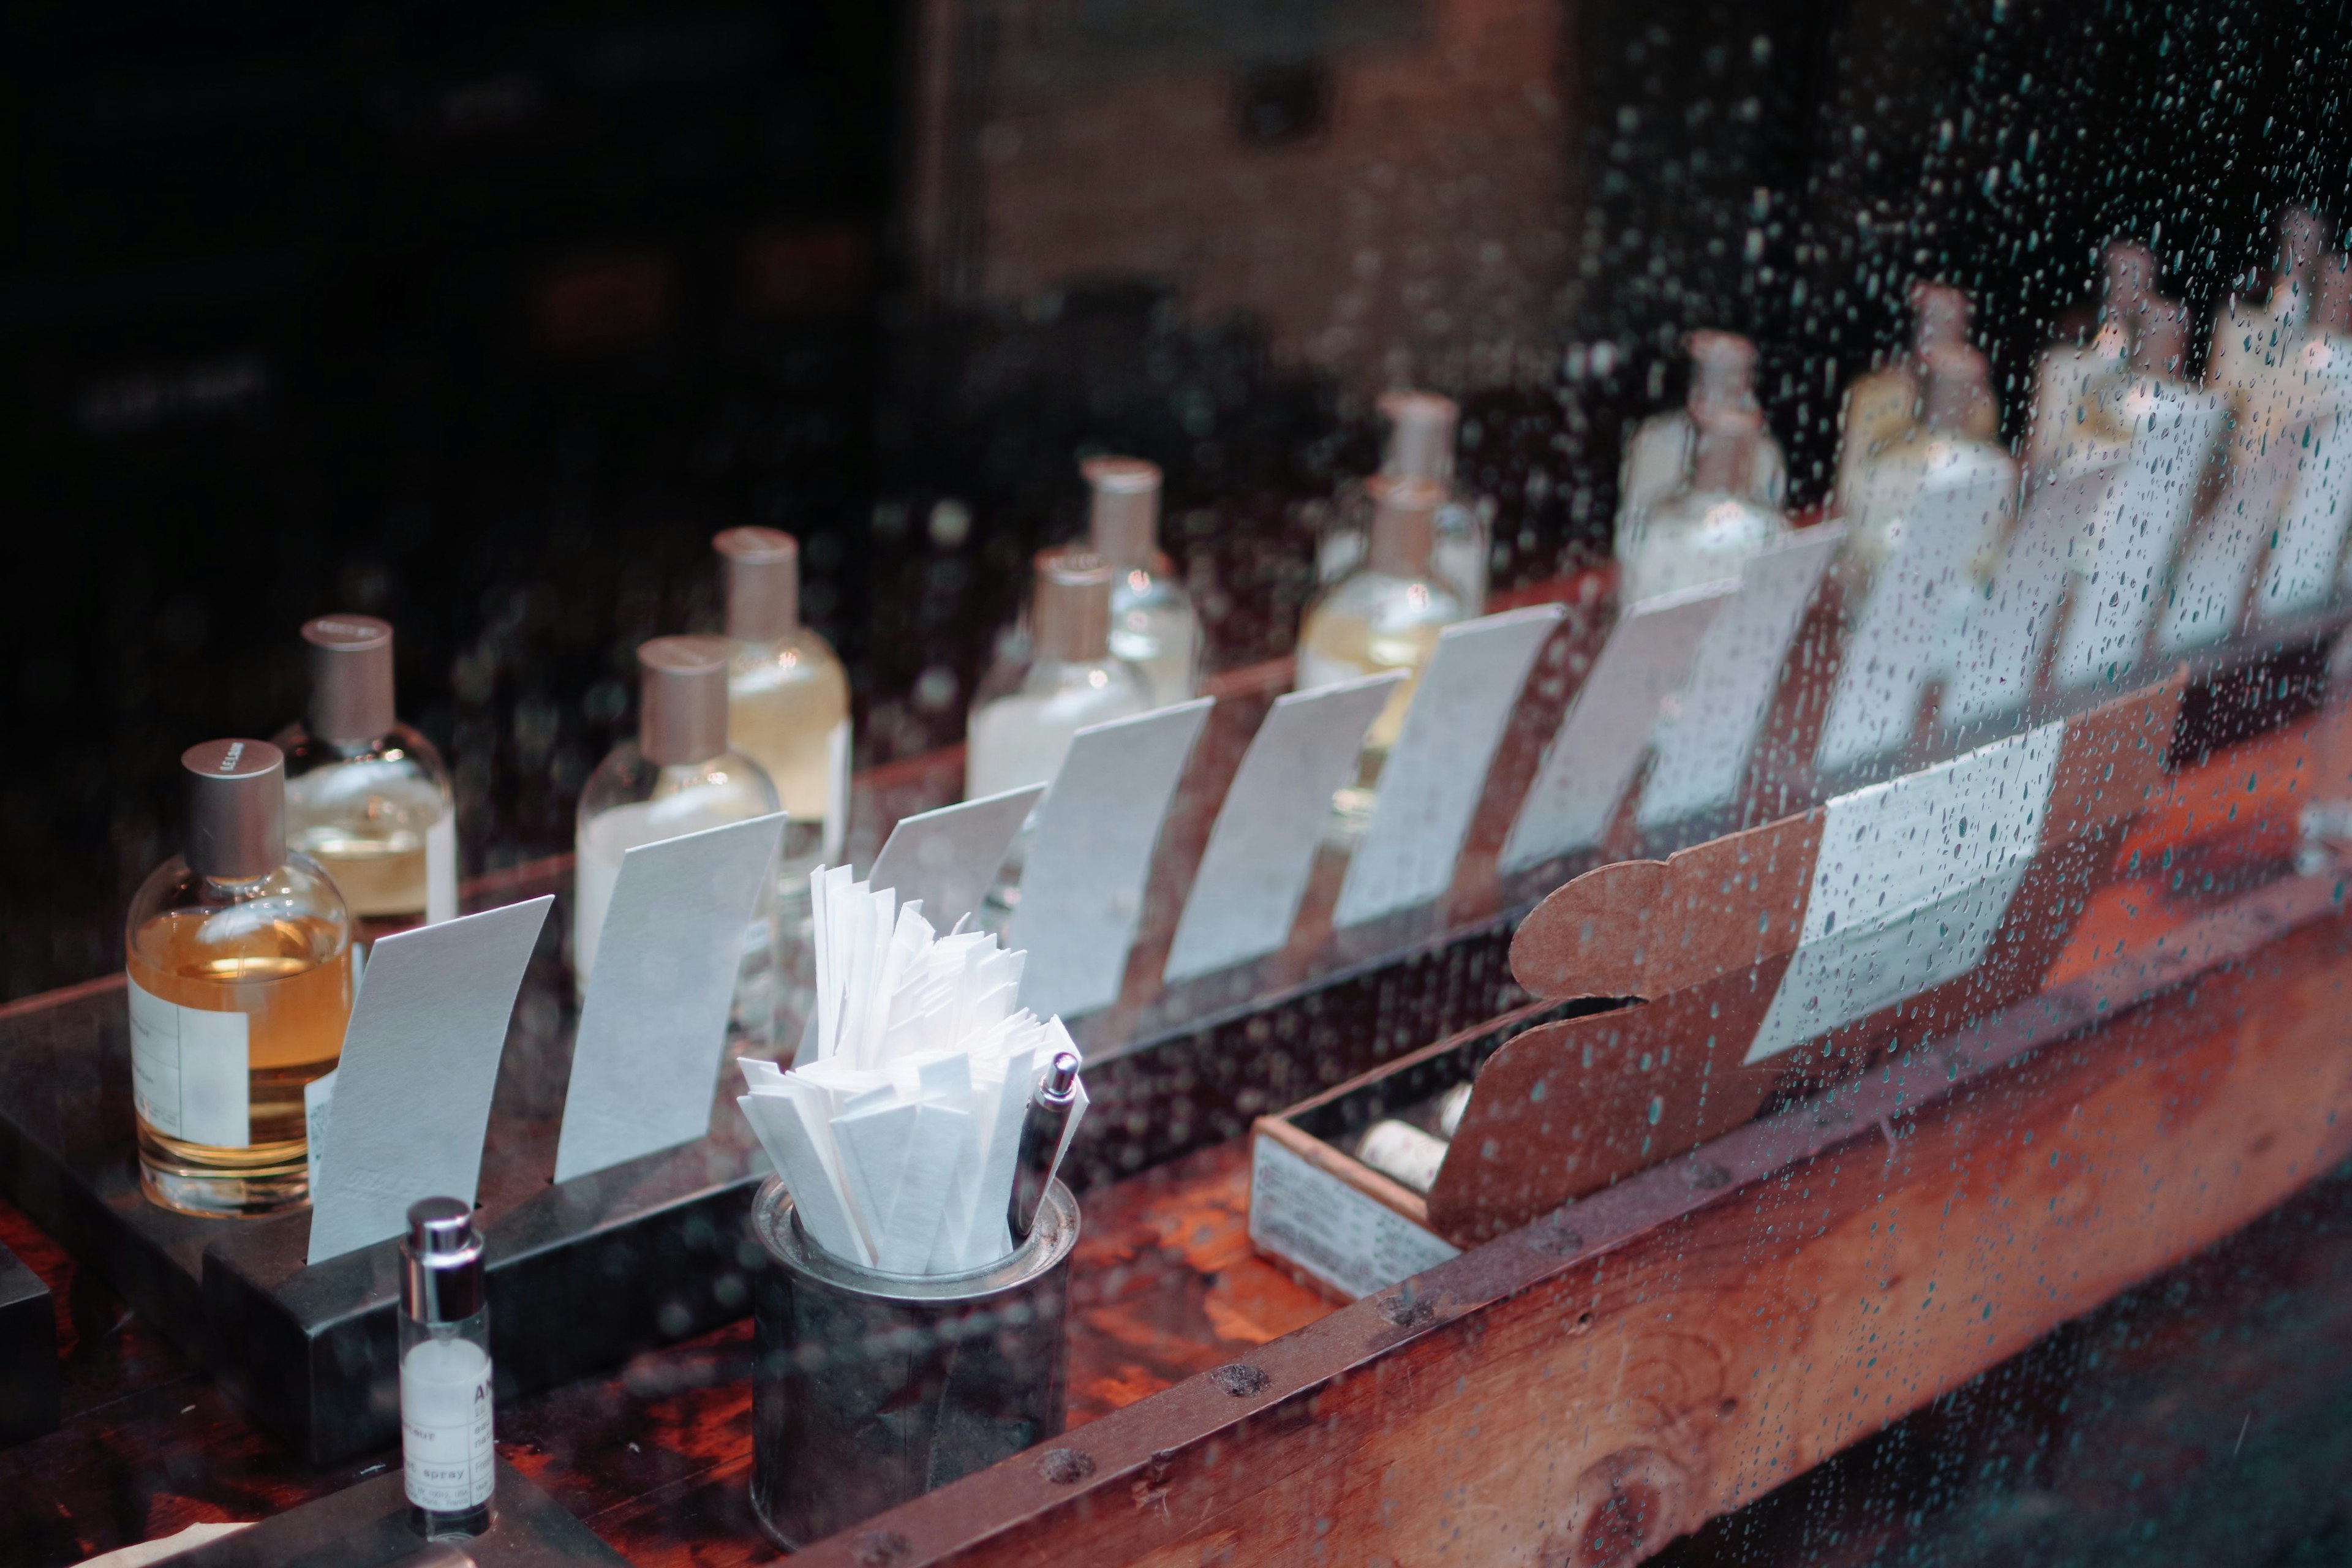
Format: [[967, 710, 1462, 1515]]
[[2, 2, 2348, 1565]]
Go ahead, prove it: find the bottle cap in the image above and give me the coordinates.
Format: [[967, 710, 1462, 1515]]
[[1365, 475, 1441, 577], [1909, 284, 1972, 358], [1684, 331, 1762, 425], [1920, 344, 1994, 431], [1080, 457, 1161, 568], [1031, 549, 1114, 662], [1377, 391, 1459, 487], [638, 635, 732, 766], [401, 1196, 484, 1324], [183, 739, 287, 881], [715, 527, 801, 643], [301, 614, 396, 744]]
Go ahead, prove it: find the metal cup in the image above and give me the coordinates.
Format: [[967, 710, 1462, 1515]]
[[748, 1175, 1078, 1549]]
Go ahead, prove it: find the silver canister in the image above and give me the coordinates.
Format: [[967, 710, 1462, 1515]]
[[748, 1175, 1079, 1549]]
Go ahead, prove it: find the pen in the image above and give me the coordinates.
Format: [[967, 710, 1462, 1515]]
[[1007, 1051, 1082, 1244]]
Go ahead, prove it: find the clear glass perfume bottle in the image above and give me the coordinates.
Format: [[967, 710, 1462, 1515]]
[[1082, 456, 1201, 707], [276, 614, 458, 942], [1616, 332, 1790, 558], [2208, 206, 2327, 399], [1840, 341, 2016, 584], [2024, 241, 2154, 486], [573, 636, 783, 1040], [715, 528, 851, 877], [400, 1197, 494, 1540], [1834, 283, 2000, 513], [1295, 476, 1468, 831], [126, 739, 354, 1218], [1618, 411, 1794, 604], [967, 549, 1151, 801], [1314, 391, 1496, 614]]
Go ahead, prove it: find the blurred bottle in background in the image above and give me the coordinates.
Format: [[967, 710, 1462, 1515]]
[[1082, 457, 1201, 707]]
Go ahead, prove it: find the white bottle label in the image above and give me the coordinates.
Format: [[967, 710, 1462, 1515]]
[[823, 718, 851, 862], [127, 977, 250, 1148], [425, 813, 459, 925], [402, 1336, 495, 1512]]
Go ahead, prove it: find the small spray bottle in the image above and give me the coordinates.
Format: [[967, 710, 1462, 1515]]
[[400, 1197, 494, 1539]]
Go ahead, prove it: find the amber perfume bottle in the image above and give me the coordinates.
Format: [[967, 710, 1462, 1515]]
[[277, 615, 458, 939], [126, 739, 355, 1217], [716, 528, 851, 878]]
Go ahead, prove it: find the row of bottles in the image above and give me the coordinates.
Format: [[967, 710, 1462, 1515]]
[[130, 532, 850, 1219]]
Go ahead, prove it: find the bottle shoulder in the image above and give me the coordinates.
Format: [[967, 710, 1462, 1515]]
[[1307, 568, 1465, 629], [579, 743, 780, 829], [729, 632, 850, 695], [278, 723, 454, 796], [126, 856, 352, 959]]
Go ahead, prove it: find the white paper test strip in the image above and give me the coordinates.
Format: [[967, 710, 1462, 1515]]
[[1161, 673, 1403, 984], [1815, 468, 2013, 774], [1332, 604, 1564, 929], [2152, 445, 2286, 655], [2052, 385, 2226, 688], [865, 784, 1046, 931], [1942, 467, 2111, 728], [1746, 722, 2063, 1065], [1009, 698, 1213, 1019], [2254, 375, 2352, 620], [1501, 584, 1729, 872], [552, 812, 786, 1184], [307, 897, 552, 1264], [1636, 527, 1839, 831]]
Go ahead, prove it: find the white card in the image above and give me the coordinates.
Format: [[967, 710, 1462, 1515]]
[[306, 897, 553, 1264], [865, 784, 1046, 932], [1162, 674, 1402, 983], [1816, 467, 2012, 774], [552, 812, 787, 1183], [2156, 444, 2291, 654], [1747, 723, 2062, 1063], [1943, 467, 2111, 726], [1333, 605, 1564, 929], [1501, 584, 1729, 872], [2052, 385, 2226, 688], [2255, 376, 2352, 619], [1009, 699, 1212, 1019], [1637, 528, 1839, 831], [823, 718, 851, 864]]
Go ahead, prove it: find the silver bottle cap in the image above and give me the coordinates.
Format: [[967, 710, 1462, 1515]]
[[183, 739, 286, 881], [638, 635, 732, 766], [1081, 457, 1161, 568], [302, 614, 397, 744], [401, 1196, 484, 1324], [1378, 391, 1459, 488], [715, 527, 801, 643], [1365, 475, 1441, 578], [1032, 549, 1114, 662]]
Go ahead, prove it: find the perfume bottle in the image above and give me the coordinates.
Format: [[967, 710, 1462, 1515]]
[[2208, 206, 2329, 400], [276, 615, 458, 940], [2023, 242, 2154, 486], [400, 1197, 494, 1540], [1616, 333, 1789, 557], [1295, 476, 1469, 831], [1833, 283, 1999, 513], [1083, 456, 1202, 706], [1314, 392, 1496, 613], [966, 549, 1151, 801], [1839, 342, 2016, 584], [126, 739, 354, 1218], [1618, 409, 1793, 604], [573, 638, 782, 1038], [715, 527, 851, 875]]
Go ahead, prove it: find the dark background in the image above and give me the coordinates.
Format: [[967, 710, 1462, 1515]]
[[2, 0, 2345, 998]]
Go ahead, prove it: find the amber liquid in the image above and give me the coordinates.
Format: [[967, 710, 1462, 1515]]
[[127, 909, 353, 1216]]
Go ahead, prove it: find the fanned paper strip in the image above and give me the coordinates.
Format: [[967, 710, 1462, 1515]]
[[736, 864, 1084, 1273]]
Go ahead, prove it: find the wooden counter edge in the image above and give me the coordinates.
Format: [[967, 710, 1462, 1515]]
[[789, 878, 2352, 1568]]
